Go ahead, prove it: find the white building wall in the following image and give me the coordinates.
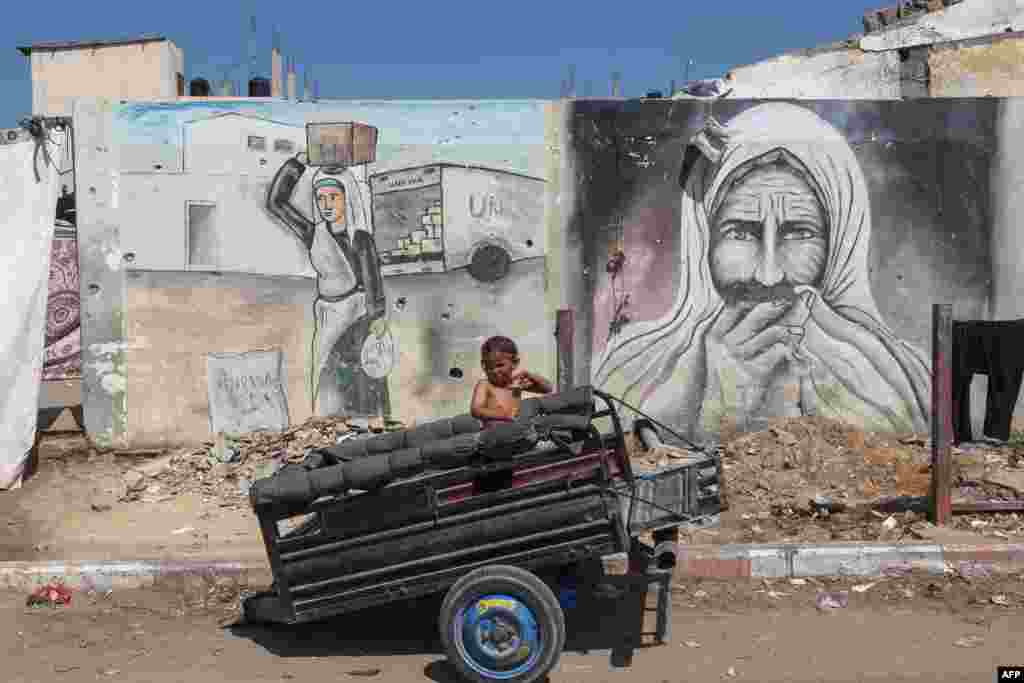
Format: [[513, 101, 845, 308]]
[[183, 113, 306, 175], [118, 172, 313, 276]]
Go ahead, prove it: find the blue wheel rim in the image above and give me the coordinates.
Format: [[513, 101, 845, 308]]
[[453, 593, 542, 680]]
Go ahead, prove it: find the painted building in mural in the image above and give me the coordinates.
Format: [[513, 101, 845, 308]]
[[74, 98, 551, 446], [554, 97, 1015, 443]]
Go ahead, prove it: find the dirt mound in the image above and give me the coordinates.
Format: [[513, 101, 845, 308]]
[[631, 416, 1024, 545]]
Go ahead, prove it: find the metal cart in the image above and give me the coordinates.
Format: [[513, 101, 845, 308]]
[[242, 387, 722, 683]]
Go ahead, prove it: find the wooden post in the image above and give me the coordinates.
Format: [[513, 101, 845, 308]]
[[930, 303, 953, 525], [556, 309, 575, 393]]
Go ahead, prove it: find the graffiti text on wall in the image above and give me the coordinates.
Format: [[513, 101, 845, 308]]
[[206, 350, 290, 434]]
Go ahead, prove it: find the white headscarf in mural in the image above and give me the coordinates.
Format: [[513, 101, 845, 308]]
[[593, 102, 931, 438]]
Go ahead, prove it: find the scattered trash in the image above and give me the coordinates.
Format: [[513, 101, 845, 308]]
[[953, 562, 994, 580], [815, 591, 849, 610], [213, 433, 241, 464], [851, 582, 876, 593], [26, 580, 73, 607], [810, 495, 847, 514], [990, 594, 1011, 606], [953, 635, 984, 648], [881, 516, 899, 533], [683, 640, 702, 648], [725, 666, 737, 678], [120, 470, 147, 501], [346, 668, 382, 677], [789, 578, 807, 586], [171, 526, 195, 535], [91, 502, 112, 512], [693, 590, 708, 598], [766, 590, 787, 599]]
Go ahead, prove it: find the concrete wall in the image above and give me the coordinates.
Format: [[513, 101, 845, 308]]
[[74, 98, 552, 447], [721, 45, 902, 99], [929, 32, 1024, 96], [561, 98, 1008, 442], [714, 1, 1024, 101], [31, 41, 180, 116]]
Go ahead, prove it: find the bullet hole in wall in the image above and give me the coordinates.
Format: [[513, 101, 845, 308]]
[[394, 297, 408, 312], [897, 274, 904, 281], [449, 367, 464, 380], [441, 312, 451, 321], [526, 239, 534, 248], [153, 164, 163, 170], [88, 284, 100, 295], [123, 252, 135, 263], [88, 187, 96, 195]]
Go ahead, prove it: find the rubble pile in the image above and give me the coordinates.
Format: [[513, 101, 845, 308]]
[[630, 416, 1024, 544], [117, 416, 405, 506]]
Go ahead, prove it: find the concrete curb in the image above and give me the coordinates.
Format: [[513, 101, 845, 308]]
[[0, 560, 269, 593], [1, 543, 1021, 593], [675, 542, 1024, 579]]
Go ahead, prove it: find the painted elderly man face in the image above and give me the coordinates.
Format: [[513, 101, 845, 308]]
[[709, 161, 828, 305], [315, 186, 346, 224]]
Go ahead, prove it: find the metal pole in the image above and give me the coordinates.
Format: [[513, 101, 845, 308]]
[[930, 303, 953, 525], [556, 309, 575, 393]]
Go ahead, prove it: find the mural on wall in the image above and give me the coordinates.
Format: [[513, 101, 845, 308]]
[[104, 99, 549, 439], [577, 100, 998, 441], [265, 122, 391, 417], [42, 188, 81, 382]]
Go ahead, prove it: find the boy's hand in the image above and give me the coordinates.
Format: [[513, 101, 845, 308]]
[[509, 369, 533, 390]]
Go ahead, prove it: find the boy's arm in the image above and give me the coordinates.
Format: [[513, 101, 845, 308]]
[[528, 371, 554, 395], [513, 369, 554, 395]]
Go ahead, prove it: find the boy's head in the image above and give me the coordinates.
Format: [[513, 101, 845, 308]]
[[481, 336, 519, 387]]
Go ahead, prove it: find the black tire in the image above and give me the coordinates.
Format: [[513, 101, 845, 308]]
[[440, 565, 566, 683]]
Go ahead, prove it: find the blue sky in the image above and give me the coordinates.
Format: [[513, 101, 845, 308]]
[[2, 0, 884, 125]]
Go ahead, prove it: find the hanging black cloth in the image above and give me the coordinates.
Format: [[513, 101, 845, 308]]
[[951, 319, 1024, 443]]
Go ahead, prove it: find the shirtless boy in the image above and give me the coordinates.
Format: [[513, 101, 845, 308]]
[[471, 336, 553, 426]]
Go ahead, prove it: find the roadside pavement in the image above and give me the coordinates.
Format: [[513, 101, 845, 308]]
[[3, 576, 1020, 683]]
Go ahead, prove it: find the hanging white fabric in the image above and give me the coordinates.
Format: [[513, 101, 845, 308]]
[[0, 126, 66, 490]]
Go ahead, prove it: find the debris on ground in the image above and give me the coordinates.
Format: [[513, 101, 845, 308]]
[[108, 415, 406, 508], [953, 635, 984, 648], [815, 591, 849, 610], [630, 416, 1024, 544], [26, 580, 73, 607], [671, 569, 1024, 617]]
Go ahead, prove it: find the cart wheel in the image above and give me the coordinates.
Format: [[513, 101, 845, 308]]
[[440, 565, 565, 683]]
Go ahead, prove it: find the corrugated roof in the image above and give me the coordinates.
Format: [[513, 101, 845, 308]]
[[17, 34, 167, 56]]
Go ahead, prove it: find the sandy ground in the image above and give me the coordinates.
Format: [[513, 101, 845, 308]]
[[4, 571, 1023, 683]]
